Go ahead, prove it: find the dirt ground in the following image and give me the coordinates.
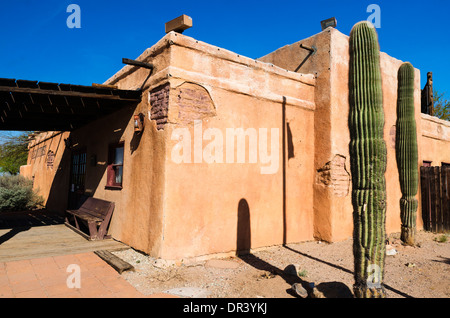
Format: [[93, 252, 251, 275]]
[[112, 230, 449, 298]]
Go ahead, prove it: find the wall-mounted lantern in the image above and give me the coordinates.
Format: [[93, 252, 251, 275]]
[[134, 113, 145, 133]]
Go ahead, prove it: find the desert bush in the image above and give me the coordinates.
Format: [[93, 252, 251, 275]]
[[0, 175, 44, 212], [434, 234, 448, 243]]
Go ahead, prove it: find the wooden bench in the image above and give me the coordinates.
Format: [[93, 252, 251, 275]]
[[65, 197, 115, 240]]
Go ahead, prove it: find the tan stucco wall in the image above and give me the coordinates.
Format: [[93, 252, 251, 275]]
[[20, 35, 174, 256], [107, 33, 316, 259], [20, 131, 71, 212], [21, 32, 316, 260], [68, 36, 173, 256], [260, 27, 424, 242], [158, 34, 316, 259], [260, 30, 335, 241], [420, 114, 450, 165]]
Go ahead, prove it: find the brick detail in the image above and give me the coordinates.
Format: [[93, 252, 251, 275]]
[[150, 83, 170, 130], [316, 155, 350, 197], [175, 82, 216, 124]]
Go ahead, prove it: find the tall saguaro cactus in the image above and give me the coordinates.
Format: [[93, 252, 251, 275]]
[[396, 62, 418, 246], [349, 21, 387, 298]]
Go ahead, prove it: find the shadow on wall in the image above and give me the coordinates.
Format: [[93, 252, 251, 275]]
[[235, 198, 354, 297], [236, 198, 251, 254], [236, 198, 306, 292], [130, 129, 143, 155], [46, 105, 137, 214], [45, 141, 71, 213], [236, 97, 293, 250], [235, 198, 412, 297]]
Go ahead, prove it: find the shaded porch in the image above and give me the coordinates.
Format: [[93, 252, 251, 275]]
[[0, 78, 141, 131], [0, 209, 128, 263]]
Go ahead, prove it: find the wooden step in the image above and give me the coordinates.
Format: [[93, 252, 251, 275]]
[[94, 250, 134, 274]]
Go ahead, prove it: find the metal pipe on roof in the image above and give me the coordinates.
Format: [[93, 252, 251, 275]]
[[122, 58, 154, 70]]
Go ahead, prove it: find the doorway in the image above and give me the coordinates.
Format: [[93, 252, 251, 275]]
[[68, 149, 87, 209]]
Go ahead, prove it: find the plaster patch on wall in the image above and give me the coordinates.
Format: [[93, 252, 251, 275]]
[[389, 125, 396, 149], [174, 82, 216, 125], [316, 154, 350, 197]]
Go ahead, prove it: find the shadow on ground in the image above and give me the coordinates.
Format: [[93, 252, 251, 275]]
[[284, 245, 414, 298], [0, 209, 64, 245], [238, 252, 354, 298], [0, 209, 64, 230]]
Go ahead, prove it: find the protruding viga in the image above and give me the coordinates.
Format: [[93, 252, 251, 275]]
[[348, 21, 387, 298], [396, 62, 419, 246]]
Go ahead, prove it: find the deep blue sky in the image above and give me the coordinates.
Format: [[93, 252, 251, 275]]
[[0, 0, 449, 95]]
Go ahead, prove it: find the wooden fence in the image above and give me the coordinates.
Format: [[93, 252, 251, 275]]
[[420, 166, 450, 233]]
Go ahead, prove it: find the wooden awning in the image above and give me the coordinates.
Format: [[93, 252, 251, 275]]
[[0, 78, 141, 131]]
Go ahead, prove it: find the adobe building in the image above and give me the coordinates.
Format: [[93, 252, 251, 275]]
[[14, 24, 450, 260]]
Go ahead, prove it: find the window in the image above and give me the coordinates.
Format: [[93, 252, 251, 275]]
[[106, 143, 124, 189]]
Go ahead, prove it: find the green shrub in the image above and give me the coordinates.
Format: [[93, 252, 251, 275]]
[[434, 235, 448, 243], [298, 269, 308, 277], [0, 175, 44, 212]]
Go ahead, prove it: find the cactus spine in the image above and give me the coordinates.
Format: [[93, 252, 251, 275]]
[[349, 21, 387, 298], [396, 62, 418, 246]]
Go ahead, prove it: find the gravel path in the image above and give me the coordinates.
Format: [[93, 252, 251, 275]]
[[112, 230, 449, 298]]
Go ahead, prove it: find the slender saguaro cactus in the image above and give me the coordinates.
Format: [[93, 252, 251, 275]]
[[349, 21, 387, 298], [396, 62, 418, 246]]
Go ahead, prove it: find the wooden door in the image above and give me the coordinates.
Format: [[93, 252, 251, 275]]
[[68, 149, 87, 209]]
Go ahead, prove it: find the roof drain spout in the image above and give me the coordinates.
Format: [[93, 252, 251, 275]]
[[122, 58, 154, 91], [294, 44, 317, 72]]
